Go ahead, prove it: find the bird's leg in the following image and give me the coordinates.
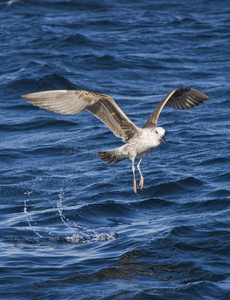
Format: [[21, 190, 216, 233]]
[[137, 158, 144, 190], [132, 159, 137, 194]]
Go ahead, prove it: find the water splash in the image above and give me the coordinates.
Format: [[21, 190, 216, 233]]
[[65, 232, 116, 244], [57, 189, 74, 232], [57, 189, 116, 244], [23, 183, 116, 244], [24, 197, 43, 239]]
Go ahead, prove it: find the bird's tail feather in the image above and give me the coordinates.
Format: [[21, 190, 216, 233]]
[[97, 147, 127, 164]]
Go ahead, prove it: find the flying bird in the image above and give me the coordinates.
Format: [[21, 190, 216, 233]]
[[22, 87, 210, 193]]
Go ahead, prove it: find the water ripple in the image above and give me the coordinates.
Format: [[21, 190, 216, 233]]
[[1, 0, 230, 299]]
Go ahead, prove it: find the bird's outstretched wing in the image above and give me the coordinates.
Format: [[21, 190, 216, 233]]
[[144, 87, 210, 128], [22, 90, 139, 142]]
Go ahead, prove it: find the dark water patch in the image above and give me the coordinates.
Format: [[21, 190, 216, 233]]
[[215, 172, 230, 182], [76, 54, 123, 71], [4, 0, 111, 11], [126, 281, 230, 300], [0, 182, 30, 201], [198, 156, 230, 166], [130, 198, 174, 210], [72, 200, 135, 226], [1, 119, 77, 132], [181, 198, 230, 215], [63, 33, 94, 46], [6, 73, 77, 96], [154, 176, 204, 196], [207, 189, 230, 198], [169, 224, 230, 258], [40, 245, 229, 295], [47, 0, 111, 11]]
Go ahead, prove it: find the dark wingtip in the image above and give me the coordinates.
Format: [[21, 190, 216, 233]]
[[190, 88, 210, 100], [166, 87, 210, 110], [175, 87, 210, 100]]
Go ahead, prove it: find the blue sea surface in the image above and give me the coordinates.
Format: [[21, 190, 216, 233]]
[[1, 0, 230, 299]]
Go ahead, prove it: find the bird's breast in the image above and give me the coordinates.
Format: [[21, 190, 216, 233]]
[[127, 129, 160, 156]]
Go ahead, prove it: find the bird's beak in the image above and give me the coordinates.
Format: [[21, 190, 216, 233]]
[[161, 136, 166, 143]]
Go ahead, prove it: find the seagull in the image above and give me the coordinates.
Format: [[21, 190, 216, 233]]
[[22, 87, 210, 193]]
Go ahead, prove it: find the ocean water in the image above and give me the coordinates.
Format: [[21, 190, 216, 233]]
[[1, 0, 230, 299]]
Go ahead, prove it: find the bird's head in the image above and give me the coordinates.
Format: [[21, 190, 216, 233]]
[[155, 127, 166, 143]]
